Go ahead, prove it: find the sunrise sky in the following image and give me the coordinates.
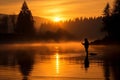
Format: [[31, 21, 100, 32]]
[[0, 0, 114, 20]]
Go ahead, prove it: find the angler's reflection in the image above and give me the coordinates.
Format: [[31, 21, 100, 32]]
[[16, 50, 35, 80], [84, 55, 89, 70]]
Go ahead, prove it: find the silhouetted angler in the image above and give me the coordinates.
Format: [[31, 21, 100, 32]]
[[82, 38, 89, 55]]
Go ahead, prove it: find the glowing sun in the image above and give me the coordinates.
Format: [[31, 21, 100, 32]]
[[53, 17, 61, 22]]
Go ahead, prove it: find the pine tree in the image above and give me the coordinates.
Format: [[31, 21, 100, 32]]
[[111, 0, 120, 40], [103, 3, 110, 17], [113, 0, 120, 15], [16, 1, 35, 36], [102, 1, 120, 40], [102, 3, 111, 37]]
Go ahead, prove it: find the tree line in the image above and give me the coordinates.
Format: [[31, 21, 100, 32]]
[[1, 0, 120, 43], [102, 0, 120, 41]]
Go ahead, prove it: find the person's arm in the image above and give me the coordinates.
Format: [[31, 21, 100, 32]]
[[81, 42, 85, 45]]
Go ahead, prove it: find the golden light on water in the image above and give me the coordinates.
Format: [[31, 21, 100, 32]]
[[54, 45, 60, 74], [0, 43, 110, 79], [55, 53, 59, 74]]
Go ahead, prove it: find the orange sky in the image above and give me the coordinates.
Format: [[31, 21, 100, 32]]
[[0, 0, 114, 20]]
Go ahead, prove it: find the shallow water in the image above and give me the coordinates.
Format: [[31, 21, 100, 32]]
[[0, 42, 119, 80]]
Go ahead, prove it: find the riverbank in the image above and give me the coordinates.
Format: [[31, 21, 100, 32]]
[[90, 37, 120, 45]]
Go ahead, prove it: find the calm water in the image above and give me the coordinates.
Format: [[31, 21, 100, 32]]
[[0, 42, 120, 80]]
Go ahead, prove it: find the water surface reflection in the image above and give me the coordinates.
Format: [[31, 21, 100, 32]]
[[0, 42, 119, 80], [84, 55, 89, 71], [16, 50, 35, 80]]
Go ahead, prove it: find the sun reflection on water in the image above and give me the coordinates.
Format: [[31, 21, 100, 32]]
[[55, 53, 59, 74], [0, 43, 112, 80]]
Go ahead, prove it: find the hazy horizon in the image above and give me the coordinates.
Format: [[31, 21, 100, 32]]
[[0, 0, 114, 21]]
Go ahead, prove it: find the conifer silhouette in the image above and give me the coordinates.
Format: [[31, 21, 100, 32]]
[[15, 1, 35, 36]]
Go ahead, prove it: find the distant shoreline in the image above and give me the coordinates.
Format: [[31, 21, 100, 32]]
[[90, 38, 120, 45]]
